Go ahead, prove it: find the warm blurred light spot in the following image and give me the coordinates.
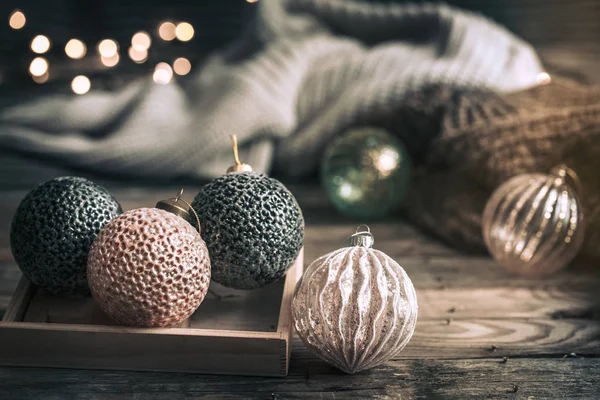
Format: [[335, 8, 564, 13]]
[[537, 72, 551, 85], [32, 71, 49, 84], [247, 0, 259, 3], [98, 39, 118, 58], [132, 31, 151, 51], [65, 39, 86, 59], [128, 46, 148, 63], [173, 57, 191, 76], [101, 52, 120, 67], [9, 10, 26, 29], [31, 35, 50, 54], [158, 22, 177, 41], [153, 62, 173, 84], [175, 22, 194, 42], [29, 57, 48, 77], [71, 75, 91, 95]]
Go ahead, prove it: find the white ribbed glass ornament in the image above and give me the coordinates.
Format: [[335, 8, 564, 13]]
[[482, 165, 585, 277], [292, 226, 418, 374]]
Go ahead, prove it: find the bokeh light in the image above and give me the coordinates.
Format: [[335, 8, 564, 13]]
[[98, 39, 118, 58], [32, 71, 49, 84], [153, 62, 173, 85], [29, 57, 48, 77], [131, 31, 151, 51], [71, 75, 91, 95], [158, 22, 177, 41], [31, 35, 51, 54], [101, 52, 120, 67], [247, 0, 259, 3], [175, 22, 194, 42], [128, 46, 148, 63], [65, 39, 86, 59], [173, 57, 191, 76], [9, 10, 26, 29]]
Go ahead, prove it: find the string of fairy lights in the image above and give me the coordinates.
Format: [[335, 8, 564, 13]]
[[6, 1, 259, 94]]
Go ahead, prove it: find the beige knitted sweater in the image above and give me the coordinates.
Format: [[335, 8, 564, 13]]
[[403, 78, 600, 260]]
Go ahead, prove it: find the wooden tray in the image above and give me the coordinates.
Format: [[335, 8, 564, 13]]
[[0, 249, 303, 377]]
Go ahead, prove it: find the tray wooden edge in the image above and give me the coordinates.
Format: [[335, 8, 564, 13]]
[[2, 275, 35, 322], [277, 247, 304, 376], [0, 248, 304, 377]]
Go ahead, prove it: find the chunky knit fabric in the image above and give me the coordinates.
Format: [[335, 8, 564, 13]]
[[0, 0, 543, 179], [403, 77, 600, 260]]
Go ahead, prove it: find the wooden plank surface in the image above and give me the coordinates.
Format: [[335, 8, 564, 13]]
[[0, 0, 599, 395], [0, 183, 599, 398], [0, 354, 598, 400]]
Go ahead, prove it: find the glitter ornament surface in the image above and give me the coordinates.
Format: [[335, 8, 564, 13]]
[[292, 228, 418, 374], [10, 176, 122, 296], [87, 208, 211, 327], [482, 165, 585, 277], [192, 172, 304, 290], [321, 127, 411, 219]]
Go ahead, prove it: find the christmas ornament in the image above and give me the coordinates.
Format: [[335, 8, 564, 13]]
[[10, 176, 122, 296], [321, 127, 411, 219], [191, 135, 304, 290], [87, 189, 211, 327], [482, 165, 585, 277], [292, 226, 418, 374]]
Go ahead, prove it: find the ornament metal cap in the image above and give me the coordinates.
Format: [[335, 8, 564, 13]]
[[349, 225, 374, 248], [226, 134, 253, 173], [550, 164, 583, 198], [156, 188, 201, 232]]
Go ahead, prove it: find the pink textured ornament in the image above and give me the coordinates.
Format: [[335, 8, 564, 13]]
[[87, 190, 211, 327], [292, 226, 418, 374]]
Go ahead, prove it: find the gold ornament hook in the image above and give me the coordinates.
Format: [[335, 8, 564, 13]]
[[227, 134, 253, 173]]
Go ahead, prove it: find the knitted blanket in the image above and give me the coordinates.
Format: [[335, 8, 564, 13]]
[[402, 77, 600, 260], [0, 0, 543, 179]]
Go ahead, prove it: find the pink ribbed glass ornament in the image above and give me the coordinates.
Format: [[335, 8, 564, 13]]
[[292, 226, 418, 374], [482, 165, 585, 277], [88, 193, 211, 328]]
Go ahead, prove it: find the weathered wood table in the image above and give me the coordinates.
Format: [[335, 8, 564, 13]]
[[0, 173, 599, 399]]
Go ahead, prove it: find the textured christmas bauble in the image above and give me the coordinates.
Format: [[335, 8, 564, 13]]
[[10, 176, 122, 296], [87, 208, 211, 327], [192, 172, 304, 290], [321, 127, 411, 219], [292, 228, 418, 374], [482, 165, 585, 277]]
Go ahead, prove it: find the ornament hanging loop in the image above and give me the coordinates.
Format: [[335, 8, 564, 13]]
[[226, 134, 253, 173], [156, 189, 202, 233], [349, 225, 374, 248], [551, 164, 583, 198], [175, 188, 184, 202]]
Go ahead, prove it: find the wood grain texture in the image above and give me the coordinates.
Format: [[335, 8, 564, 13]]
[[1, 355, 598, 400]]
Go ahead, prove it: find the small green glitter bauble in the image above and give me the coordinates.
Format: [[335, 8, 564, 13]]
[[192, 172, 304, 290], [321, 127, 411, 219]]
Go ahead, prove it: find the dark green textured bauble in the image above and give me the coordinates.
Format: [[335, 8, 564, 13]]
[[192, 172, 304, 290], [10, 177, 122, 296]]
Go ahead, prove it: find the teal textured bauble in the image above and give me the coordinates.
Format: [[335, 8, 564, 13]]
[[192, 172, 304, 290], [10, 177, 122, 296], [321, 127, 411, 219]]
